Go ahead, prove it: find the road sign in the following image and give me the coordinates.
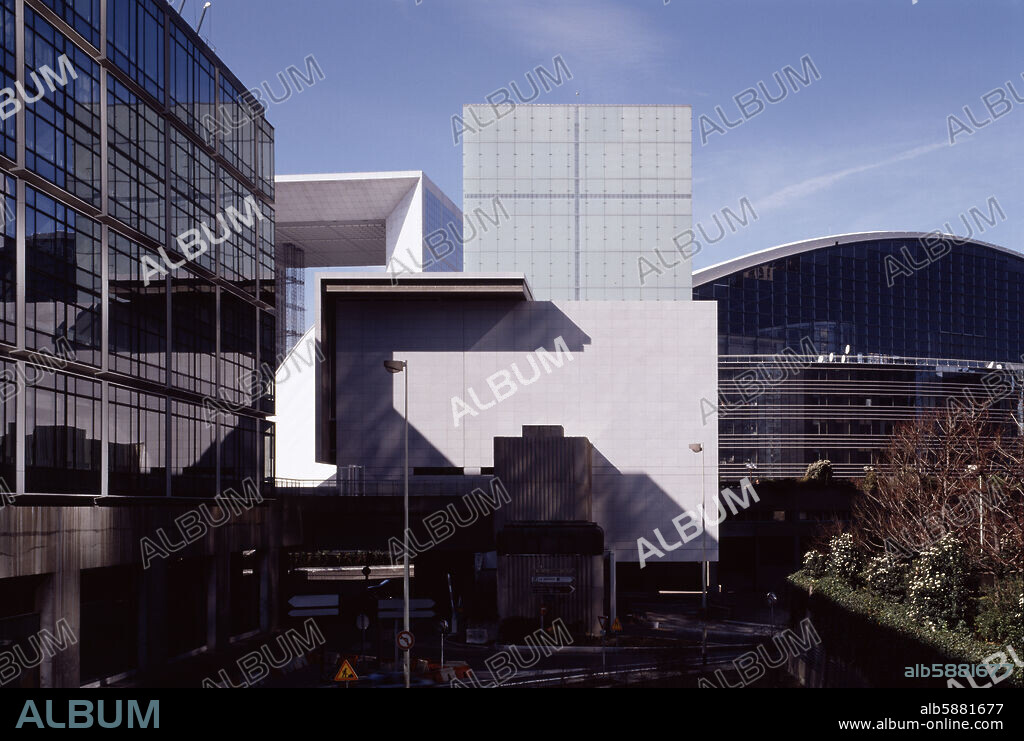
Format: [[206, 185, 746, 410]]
[[379, 609, 434, 619], [396, 631, 415, 651], [289, 595, 339, 609], [531, 575, 575, 595], [334, 659, 358, 682], [611, 617, 623, 632], [598, 615, 609, 630], [288, 608, 339, 617], [288, 594, 340, 617], [378, 598, 434, 610], [356, 614, 370, 630], [532, 576, 574, 585]]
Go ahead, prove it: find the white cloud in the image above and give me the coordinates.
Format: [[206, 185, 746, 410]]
[[757, 140, 948, 211]]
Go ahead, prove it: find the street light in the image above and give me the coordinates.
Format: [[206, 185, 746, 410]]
[[195, 2, 211, 33], [689, 442, 707, 665], [384, 359, 410, 689], [688, 443, 707, 608]]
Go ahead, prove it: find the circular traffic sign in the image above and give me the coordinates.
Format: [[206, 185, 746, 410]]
[[356, 613, 370, 630], [396, 630, 415, 651]]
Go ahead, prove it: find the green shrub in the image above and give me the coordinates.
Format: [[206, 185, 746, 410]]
[[906, 534, 969, 632], [863, 553, 909, 600], [826, 533, 860, 582], [803, 549, 827, 578], [788, 571, 1023, 687], [975, 573, 1024, 646], [802, 459, 833, 483]]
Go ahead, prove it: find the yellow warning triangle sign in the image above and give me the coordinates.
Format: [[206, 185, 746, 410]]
[[334, 659, 359, 682], [611, 617, 623, 632]]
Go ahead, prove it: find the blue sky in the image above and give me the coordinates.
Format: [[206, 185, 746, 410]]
[[194, 0, 1023, 273]]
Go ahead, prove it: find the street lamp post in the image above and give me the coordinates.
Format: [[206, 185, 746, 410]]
[[384, 359, 410, 689], [689, 442, 707, 665]]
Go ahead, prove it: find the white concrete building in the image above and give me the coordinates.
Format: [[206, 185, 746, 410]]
[[274, 105, 718, 573], [314, 273, 718, 563], [463, 104, 693, 301], [275, 171, 462, 273]]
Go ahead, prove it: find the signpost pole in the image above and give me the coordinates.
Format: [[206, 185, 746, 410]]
[[403, 366, 410, 689]]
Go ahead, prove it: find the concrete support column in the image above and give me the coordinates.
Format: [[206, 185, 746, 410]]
[[137, 561, 168, 676], [35, 508, 81, 688], [259, 506, 280, 634], [753, 535, 761, 592], [206, 536, 231, 651]]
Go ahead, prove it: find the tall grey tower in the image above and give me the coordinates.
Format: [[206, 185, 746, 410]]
[[462, 104, 692, 300]]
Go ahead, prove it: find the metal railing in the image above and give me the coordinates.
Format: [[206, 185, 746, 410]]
[[721, 353, 1024, 372], [274, 478, 484, 497]]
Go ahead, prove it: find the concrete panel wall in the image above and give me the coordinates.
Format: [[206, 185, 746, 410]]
[[332, 297, 718, 562]]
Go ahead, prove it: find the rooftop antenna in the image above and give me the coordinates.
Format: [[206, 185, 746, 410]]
[[196, 2, 211, 33], [176, 0, 186, 13]]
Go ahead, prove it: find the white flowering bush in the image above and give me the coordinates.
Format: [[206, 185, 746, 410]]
[[863, 553, 908, 600], [906, 533, 968, 632], [826, 533, 860, 582], [803, 549, 827, 577]]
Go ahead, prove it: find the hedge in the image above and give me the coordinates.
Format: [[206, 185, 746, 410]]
[[788, 570, 1023, 688]]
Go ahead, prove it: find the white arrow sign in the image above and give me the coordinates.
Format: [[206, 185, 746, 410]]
[[289, 594, 339, 609], [531, 576, 574, 585]]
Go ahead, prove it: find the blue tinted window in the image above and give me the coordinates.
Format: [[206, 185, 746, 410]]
[[106, 0, 164, 100], [107, 74, 165, 241], [169, 23, 215, 139], [423, 186, 463, 272], [40, 0, 100, 48], [694, 238, 1024, 363], [108, 229, 166, 383], [0, 0, 16, 158], [24, 9, 102, 205], [26, 369, 101, 494], [0, 174, 14, 346], [25, 186, 102, 365]]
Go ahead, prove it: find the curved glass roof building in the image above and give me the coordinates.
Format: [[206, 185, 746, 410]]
[[693, 232, 1024, 479]]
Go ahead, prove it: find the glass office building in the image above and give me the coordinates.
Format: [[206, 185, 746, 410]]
[[694, 233, 1024, 479], [0, 0, 276, 688], [0, 0, 275, 500], [463, 104, 692, 301]]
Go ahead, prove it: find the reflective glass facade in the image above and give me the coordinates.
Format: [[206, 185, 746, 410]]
[[24, 7, 101, 206], [422, 179, 462, 272], [694, 236, 1024, 478], [0, 0, 275, 498], [463, 104, 692, 300], [1, 0, 16, 159]]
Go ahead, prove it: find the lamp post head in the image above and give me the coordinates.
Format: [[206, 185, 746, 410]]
[[688, 443, 703, 453], [383, 360, 407, 374]]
